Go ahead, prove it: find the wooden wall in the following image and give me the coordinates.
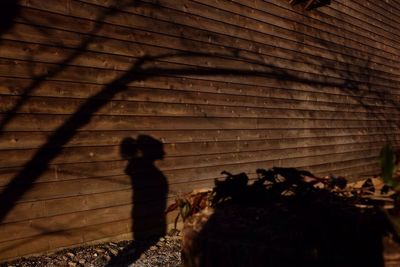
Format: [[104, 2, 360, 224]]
[[0, 0, 399, 260]]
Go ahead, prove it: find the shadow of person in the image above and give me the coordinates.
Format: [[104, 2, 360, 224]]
[[106, 135, 168, 266]]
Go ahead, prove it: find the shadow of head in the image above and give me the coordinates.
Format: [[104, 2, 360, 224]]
[[120, 135, 165, 161], [0, 0, 19, 36]]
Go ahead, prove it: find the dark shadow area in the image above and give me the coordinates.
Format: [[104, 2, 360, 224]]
[[105, 135, 168, 266], [182, 168, 390, 267], [0, 0, 19, 37], [289, 0, 331, 10], [307, 0, 331, 10]]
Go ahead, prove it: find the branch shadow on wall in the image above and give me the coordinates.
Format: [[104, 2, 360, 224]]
[[0, 0, 138, 136], [292, 13, 400, 140], [3, 48, 395, 226], [0, 0, 399, 262]]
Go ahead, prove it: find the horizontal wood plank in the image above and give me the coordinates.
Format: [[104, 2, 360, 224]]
[[0, 129, 398, 150]]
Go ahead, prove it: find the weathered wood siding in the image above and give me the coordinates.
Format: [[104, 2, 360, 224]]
[[0, 0, 399, 260]]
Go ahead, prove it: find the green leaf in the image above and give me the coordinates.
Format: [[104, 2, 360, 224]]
[[379, 144, 397, 187], [181, 202, 191, 221]]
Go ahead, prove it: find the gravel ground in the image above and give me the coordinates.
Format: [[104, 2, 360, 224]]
[[0, 231, 182, 267]]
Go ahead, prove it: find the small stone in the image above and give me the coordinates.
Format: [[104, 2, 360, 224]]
[[67, 261, 77, 267], [104, 254, 111, 261], [172, 235, 181, 240], [66, 252, 75, 258], [150, 246, 157, 251], [62, 256, 68, 261], [95, 248, 105, 253], [78, 259, 86, 264], [93, 253, 98, 257], [108, 248, 118, 256], [159, 237, 165, 242]]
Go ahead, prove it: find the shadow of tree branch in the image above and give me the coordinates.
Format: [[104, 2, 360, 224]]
[[0, 0, 138, 136]]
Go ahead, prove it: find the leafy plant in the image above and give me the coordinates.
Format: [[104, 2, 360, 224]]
[[166, 189, 211, 229], [211, 167, 351, 207], [168, 163, 400, 234], [167, 167, 352, 227], [379, 144, 398, 188]]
